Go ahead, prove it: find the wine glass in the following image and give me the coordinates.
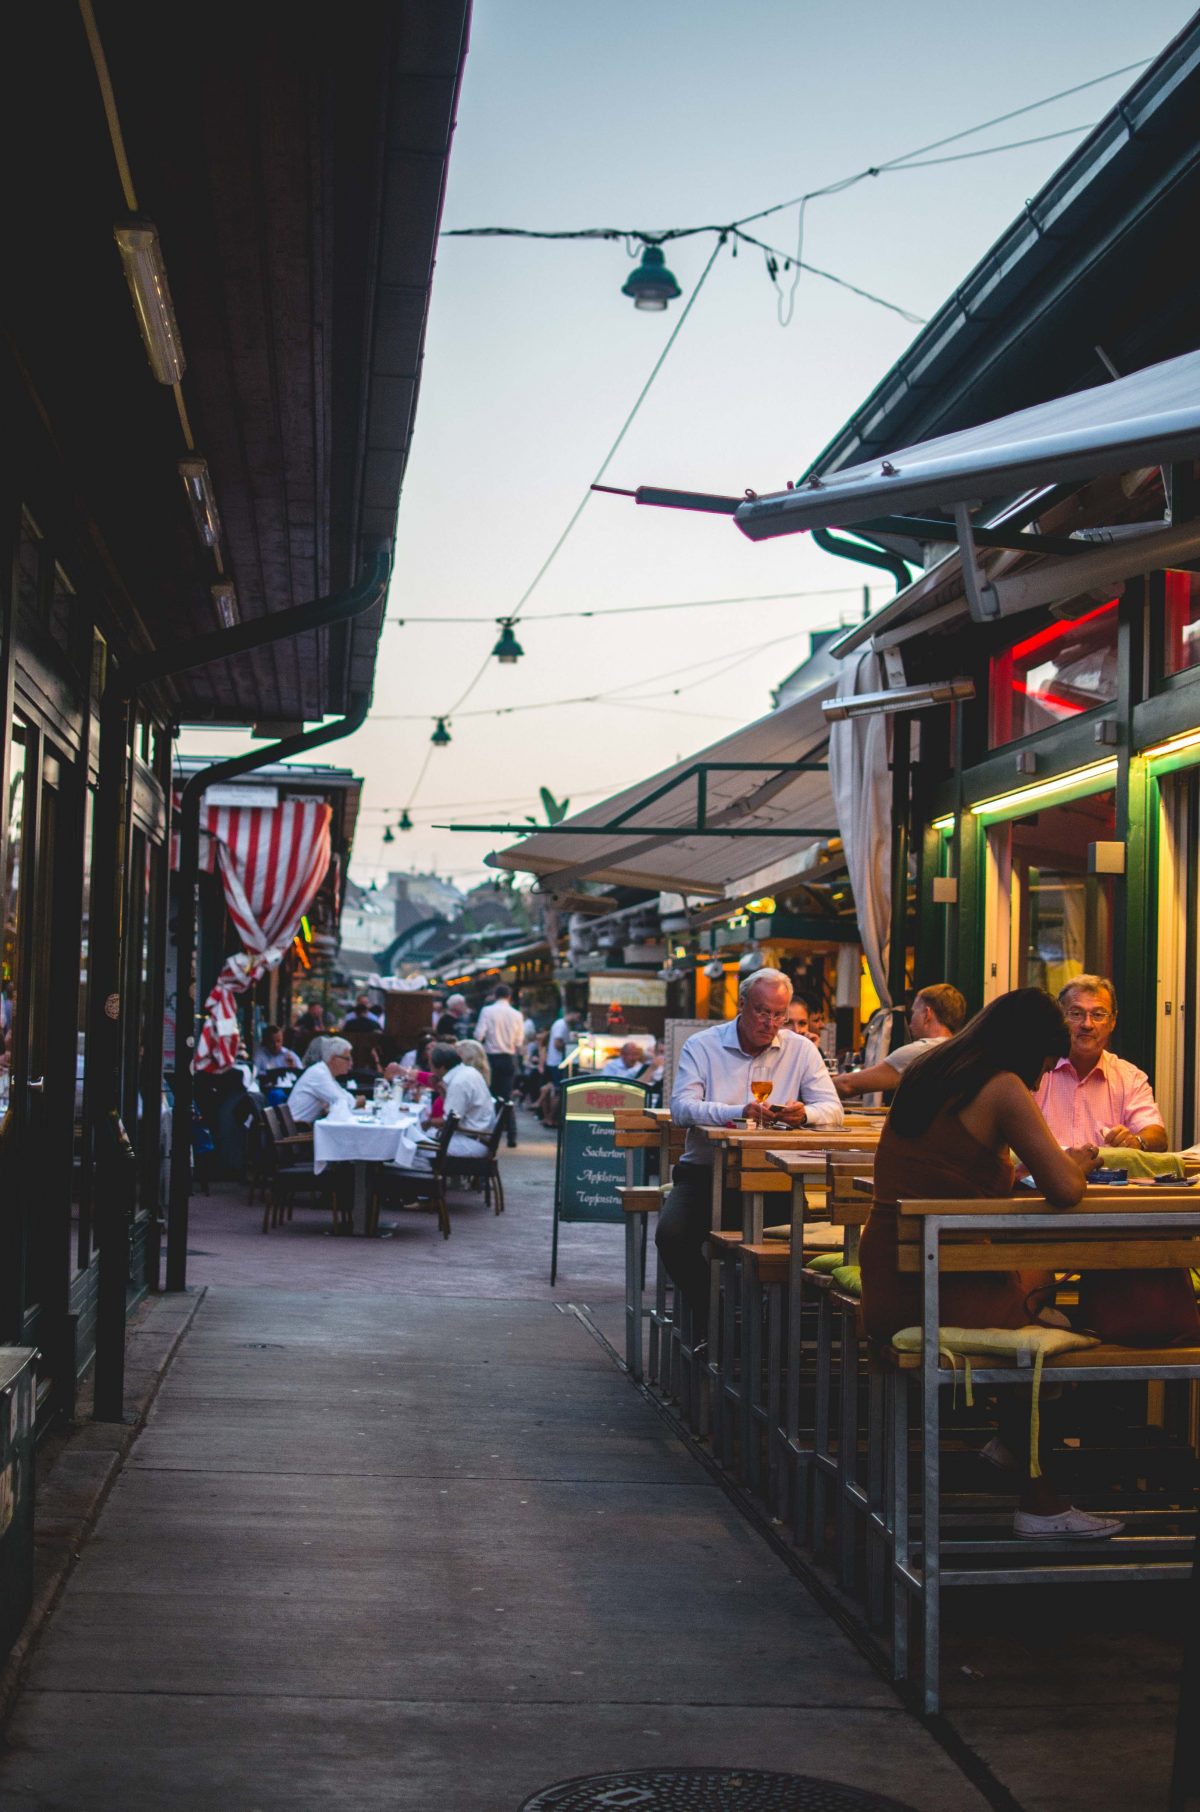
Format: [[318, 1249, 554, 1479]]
[[749, 1067, 773, 1122]]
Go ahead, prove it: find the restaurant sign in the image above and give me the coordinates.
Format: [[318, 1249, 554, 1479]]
[[586, 973, 667, 1009], [552, 1076, 648, 1282]]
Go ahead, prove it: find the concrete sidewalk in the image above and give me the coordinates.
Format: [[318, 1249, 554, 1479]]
[[0, 1142, 991, 1811]]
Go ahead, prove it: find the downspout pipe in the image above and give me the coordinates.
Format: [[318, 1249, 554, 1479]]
[[813, 525, 912, 595], [165, 695, 370, 1293], [91, 551, 388, 1417]]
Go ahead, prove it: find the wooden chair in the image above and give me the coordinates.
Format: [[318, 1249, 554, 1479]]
[[888, 1190, 1200, 1713], [442, 1101, 511, 1213], [371, 1111, 458, 1239], [261, 1104, 344, 1234]]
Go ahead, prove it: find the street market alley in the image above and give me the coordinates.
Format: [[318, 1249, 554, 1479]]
[[0, 1141, 1009, 1810]]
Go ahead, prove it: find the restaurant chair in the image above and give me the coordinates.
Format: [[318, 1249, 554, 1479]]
[[261, 1104, 345, 1234], [371, 1111, 458, 1239], [240, 1093, 270, 1207], [441, 1101, 512, 1213]]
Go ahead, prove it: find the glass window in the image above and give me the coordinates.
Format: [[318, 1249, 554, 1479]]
[[989, 600, 1119, 745], [1, 726, 27, 1118], [1164, 570, 1200, 678], [1014, 791, 1116, 994]]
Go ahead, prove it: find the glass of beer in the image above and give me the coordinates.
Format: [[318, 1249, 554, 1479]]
[[750, 1073, 773, 1108]]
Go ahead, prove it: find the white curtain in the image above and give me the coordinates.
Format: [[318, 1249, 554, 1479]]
[[829, 652, 893, 1007]]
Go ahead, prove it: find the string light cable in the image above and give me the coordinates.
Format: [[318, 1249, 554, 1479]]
[[385, 579, 884, 629], [442, 59, 1146, 257]]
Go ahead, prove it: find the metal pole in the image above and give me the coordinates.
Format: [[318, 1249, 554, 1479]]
[[91, 686, 133, 1422], [164, 698, 370, 1290], [887, 714, 911, 1006]]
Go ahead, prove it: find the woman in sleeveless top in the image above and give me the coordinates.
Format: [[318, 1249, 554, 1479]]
[[861, 987, 1118, 1538]]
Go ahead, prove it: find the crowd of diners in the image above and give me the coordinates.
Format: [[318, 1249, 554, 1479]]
[[234, 980, 667, 1183], [659, 965, 1186, 1542]]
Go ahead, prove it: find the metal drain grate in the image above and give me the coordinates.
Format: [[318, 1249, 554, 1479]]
[[519, 1771, 920, 1810]]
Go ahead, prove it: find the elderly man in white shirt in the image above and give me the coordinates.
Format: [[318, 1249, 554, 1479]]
[[287, 1037, 355, 1123], [657, 968, 843, 1347], [474, 984, 525, 1149]]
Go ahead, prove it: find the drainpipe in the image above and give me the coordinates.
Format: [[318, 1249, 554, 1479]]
[[813, 526, 911, 595], [91, 551, 389, 1420], [165, 696, 369, 1294]]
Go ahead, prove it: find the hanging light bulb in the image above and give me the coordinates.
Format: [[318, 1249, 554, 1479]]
[[382, 825, 395, 845], [491, 619, 524, 664], [621, 243, 682, 311], [431, 717, 451, 746], [399, 810, 413, 831]]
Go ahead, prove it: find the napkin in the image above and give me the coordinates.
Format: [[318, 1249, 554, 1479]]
[[326, 1093, 354, 1123]]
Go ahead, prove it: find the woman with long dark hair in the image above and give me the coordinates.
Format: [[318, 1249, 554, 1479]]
[[861, 987, 1116, 1537]]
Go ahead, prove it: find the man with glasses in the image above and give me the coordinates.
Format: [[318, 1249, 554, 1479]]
[[656, 968, 843, 1347], [1036, 975, 1167, 1153]]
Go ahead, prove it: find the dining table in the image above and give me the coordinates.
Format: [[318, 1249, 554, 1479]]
[[312, 1103, 423, 1235]]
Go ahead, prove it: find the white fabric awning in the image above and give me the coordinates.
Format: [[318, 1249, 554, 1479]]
[[488, 688, 837, 897], [734, 349, 1200, 542]]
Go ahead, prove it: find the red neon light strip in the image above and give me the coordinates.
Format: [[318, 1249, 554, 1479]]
[[1009, 598, 1115, 663]]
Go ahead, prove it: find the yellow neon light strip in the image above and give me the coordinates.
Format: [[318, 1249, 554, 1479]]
[[930, 814, 954, 833], [970, 758, 1118, 817], [1140, 727, 1200, 764]]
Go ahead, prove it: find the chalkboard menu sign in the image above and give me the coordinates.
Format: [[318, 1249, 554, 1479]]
[[552, 1076, 648, 1283]]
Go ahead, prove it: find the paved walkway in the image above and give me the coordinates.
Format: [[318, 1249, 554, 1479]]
[[0, 1122, 1173, 1809]]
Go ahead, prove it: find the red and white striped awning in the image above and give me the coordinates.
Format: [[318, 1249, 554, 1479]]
[[179, 797, 334, 1073]]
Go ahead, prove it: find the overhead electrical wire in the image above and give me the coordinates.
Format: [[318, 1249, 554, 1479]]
[[442, 60, 1145, 248], [397, 58, 1147, 825], [385, 580, 881, 628]]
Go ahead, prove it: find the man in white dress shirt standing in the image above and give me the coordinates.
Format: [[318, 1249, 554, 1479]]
[[474, 983, 526, 1148], [657, 968, 843, 1347]]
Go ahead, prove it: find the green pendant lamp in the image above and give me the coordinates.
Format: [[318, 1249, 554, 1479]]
[[621, 244, 682, 311]]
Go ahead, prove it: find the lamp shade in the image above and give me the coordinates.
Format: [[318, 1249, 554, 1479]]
[[492, 619, 524, 664], [383, 825, 395, 844], [399, 810, 413, 831], [621, 244, 682, 311], [431, 717, 452, 746]]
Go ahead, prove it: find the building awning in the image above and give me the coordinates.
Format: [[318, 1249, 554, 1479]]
[[487, 688, 836, 898], [734, 349, 1200, 542]]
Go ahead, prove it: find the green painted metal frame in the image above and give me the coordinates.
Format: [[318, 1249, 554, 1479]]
[[443, 759, 834, 839]]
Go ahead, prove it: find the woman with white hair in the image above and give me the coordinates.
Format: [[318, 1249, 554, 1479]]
[[288, 1036, 355, 1123], [453, 1039, 492, 1088]]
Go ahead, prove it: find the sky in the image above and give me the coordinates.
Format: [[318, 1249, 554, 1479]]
[[178, 0, 1195, 891]]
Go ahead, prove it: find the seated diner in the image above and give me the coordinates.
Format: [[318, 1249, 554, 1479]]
[[391, 1043, 495, 1170], [287, 1036, 356, 1123], [834, 982, 966, 1099], [860, 986, 1199, 1540], [658, 967, 843, 1347], [1035, 974, 1167, 1153]]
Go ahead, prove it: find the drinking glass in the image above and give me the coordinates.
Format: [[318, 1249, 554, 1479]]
[[749, 1067, 773, 1117]]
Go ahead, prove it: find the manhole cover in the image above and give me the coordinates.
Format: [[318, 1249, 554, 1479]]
[[519, 1771, 919, 1810]]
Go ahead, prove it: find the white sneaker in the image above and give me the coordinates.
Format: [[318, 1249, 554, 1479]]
[[1013, 1506, 1124, 1539]]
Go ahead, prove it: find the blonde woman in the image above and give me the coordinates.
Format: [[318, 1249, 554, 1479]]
[[454, 1039, 492, 1089]]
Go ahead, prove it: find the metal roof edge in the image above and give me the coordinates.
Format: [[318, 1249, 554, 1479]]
[[798, 21, 1200, 484]]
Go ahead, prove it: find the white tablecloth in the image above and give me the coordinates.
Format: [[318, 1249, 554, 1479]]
[[312, 1111, 420, 1173]]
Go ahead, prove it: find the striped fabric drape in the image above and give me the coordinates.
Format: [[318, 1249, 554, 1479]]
[[188, 801, 333, 1073]]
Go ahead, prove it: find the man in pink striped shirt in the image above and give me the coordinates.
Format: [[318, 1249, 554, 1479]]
[[1035, 975, 1167, 1152]]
